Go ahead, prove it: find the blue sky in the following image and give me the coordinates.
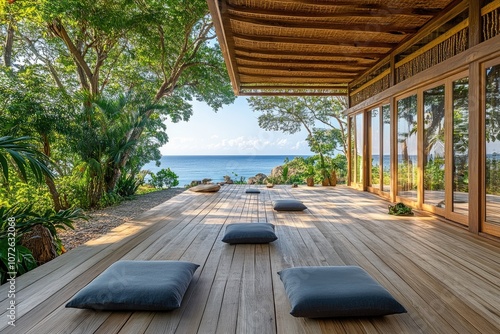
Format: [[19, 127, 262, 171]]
[[160, 97, 313, 156]]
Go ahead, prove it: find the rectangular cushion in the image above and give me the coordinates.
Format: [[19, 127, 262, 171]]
[[245, 188, 261, 193], [273, 199, 307, 211], [66, 260, 199, 311], [278, 266, 406, 318], [222, 223, 277, 244]]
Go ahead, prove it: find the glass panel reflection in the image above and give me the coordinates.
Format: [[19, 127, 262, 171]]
[[453, 77, 469, 217], [382, 105, 391, 193], [397, 95, 418, 201], [485, 65, 500, 225], [423, 85, 445, 208], [371, 108, 380, 189], [356, 113, 364, 185]]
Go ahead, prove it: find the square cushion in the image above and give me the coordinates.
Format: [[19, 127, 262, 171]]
[[66, 260, 199, 311], [245, 188, 261, 194], [273, 199, 307, 211], [222, 223, 277, 244], [278, 266, 406, 318]]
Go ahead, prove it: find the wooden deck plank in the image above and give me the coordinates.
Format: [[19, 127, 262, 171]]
[[2, 185, 499, 333]]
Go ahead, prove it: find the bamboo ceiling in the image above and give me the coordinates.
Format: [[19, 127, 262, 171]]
[[207, 0, 459, 96]]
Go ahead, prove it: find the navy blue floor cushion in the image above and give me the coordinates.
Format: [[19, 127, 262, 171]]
[[222, 223, 277, 244], [278, 266, 407, 318], [66, 260, 199, 311], [245, 188, 261, 193], [273, 199, 307, 211]]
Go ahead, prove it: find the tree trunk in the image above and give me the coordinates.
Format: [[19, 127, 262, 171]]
[[45, 175, 63, 211], [40, 134, 65, 211], [4, 22, 15, 67], [20, 225, 57, 265]]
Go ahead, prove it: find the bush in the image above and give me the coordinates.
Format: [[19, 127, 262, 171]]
[[116, 173, 144, 197], [0, 204, 87, 283], [149, 168, 179, 189]]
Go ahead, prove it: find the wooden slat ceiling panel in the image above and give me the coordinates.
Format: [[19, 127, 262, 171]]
[[208, 0, 458, 95]]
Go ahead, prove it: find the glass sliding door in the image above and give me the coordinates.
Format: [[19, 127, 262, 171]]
[[350, 116, 356, 185], [423, 85, 446, 208], [485, 64, 500, 227], [397, 95, 418, 201], [382, 104, 391, 193], [370, 108, 380, 189], [355, 113, 364, 187], [452, 77, 469, 217]]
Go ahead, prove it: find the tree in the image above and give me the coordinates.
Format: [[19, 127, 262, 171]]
[[2, 0, 235, 207], [248, 96, 348, 155]]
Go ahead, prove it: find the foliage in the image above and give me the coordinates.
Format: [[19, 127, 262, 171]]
[[116, 173, 144, 197], [1, 0, 235, 211], [486, 157, 500, 195], [0, 238, 37, 285], [276, 154, 347, 185], [388, 203, 414, 216], [0, 171, 53, 212], [149, 168, 179, 189], [0, 136, 53, 183], [248, 96, 348, 155], [424, 157, 445, 191], [0, 204, 87, 282]]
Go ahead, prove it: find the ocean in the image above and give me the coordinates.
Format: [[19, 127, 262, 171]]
[[142, 155, 308, 187]]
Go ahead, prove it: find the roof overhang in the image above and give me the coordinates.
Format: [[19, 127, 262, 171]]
[[207, 0, 461, 96]]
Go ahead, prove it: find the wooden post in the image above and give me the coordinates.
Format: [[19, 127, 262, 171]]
[[390, 96, 397, 203], [468, 61, 482, 234], [469, 0, 484, 48], [347, 116, 352, 187]]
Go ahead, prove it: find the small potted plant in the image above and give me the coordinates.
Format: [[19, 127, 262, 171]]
[[318, 155, 336, 186], [388, 203, 414, 216], [304, 165, 315, 187]]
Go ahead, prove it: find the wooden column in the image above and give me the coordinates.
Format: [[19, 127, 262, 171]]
[[417, 92, 424, 210], [468, 61, 482, 234], [347, 116, 352, 187], [390, 96, 397, 203], [363, 111, 369, 191], [469, 0, 485, 48], [389, 54, 396, 87]]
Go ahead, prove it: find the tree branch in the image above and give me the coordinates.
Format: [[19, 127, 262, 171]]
[[21, 35, 67, 93]]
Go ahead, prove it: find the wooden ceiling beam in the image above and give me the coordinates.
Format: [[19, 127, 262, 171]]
[[233, 33, 395, 49], [229, 14, 418, 34], [240, 84, 347, 90], [349, 0, 467, 89], [260, 0, 442, 15], [240, 91, 348, 96], [207, 0, 241, 94], [235, 54, 370, 66], [239, 72, 356, 79], [237, 64, 366, 74], [234, 47, 384, 59], [227, 3, 441, 18]]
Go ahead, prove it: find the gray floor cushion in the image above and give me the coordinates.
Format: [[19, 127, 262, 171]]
[[278, 266, 407, 318], [66, 260, 199, 311], [273, 199, 307, 211], [245, 188, 261, 193], [222, 223, 277, 244]]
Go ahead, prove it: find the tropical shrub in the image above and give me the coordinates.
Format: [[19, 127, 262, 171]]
[[0, 205, 87, 283], [0, 237, 37, 285], [116, 173, 144, 197], [149, 168, 179, 189]]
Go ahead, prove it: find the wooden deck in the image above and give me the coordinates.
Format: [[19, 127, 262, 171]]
[[1, 185, 499, 333]]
